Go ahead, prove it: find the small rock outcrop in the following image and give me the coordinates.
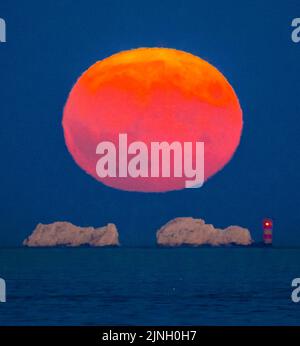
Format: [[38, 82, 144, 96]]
[[23, 222, 119, 247], [157, 217, 252, 247]]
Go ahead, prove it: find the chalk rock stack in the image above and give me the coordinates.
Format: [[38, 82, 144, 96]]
[[23, 222, 119, 247], [156, 217, 252, 247]]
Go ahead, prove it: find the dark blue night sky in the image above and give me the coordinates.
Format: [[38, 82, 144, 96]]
[[0, 0, 299, 246]]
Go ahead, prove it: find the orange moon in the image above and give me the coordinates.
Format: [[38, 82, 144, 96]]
[[62, 48, 242, 192]]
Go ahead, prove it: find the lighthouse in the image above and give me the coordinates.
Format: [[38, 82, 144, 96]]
[[263, 218, 273, 245]]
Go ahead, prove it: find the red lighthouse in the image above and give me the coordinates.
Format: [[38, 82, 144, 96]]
[[263, 218, 273, 245]]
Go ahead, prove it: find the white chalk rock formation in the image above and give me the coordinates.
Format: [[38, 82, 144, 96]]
[[157, 217, 252, 246], [23, 222, 119, 247]]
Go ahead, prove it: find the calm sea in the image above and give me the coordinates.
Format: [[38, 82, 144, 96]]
[[0, 247, 299, 325]]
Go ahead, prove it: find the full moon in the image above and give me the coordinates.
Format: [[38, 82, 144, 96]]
[[63, 48, 242, 192]]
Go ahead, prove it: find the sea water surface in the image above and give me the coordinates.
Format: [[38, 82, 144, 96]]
[[0, 247, 299, 325]]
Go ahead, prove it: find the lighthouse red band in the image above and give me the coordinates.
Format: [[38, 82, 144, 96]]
[[263, 218, 273, 245]]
